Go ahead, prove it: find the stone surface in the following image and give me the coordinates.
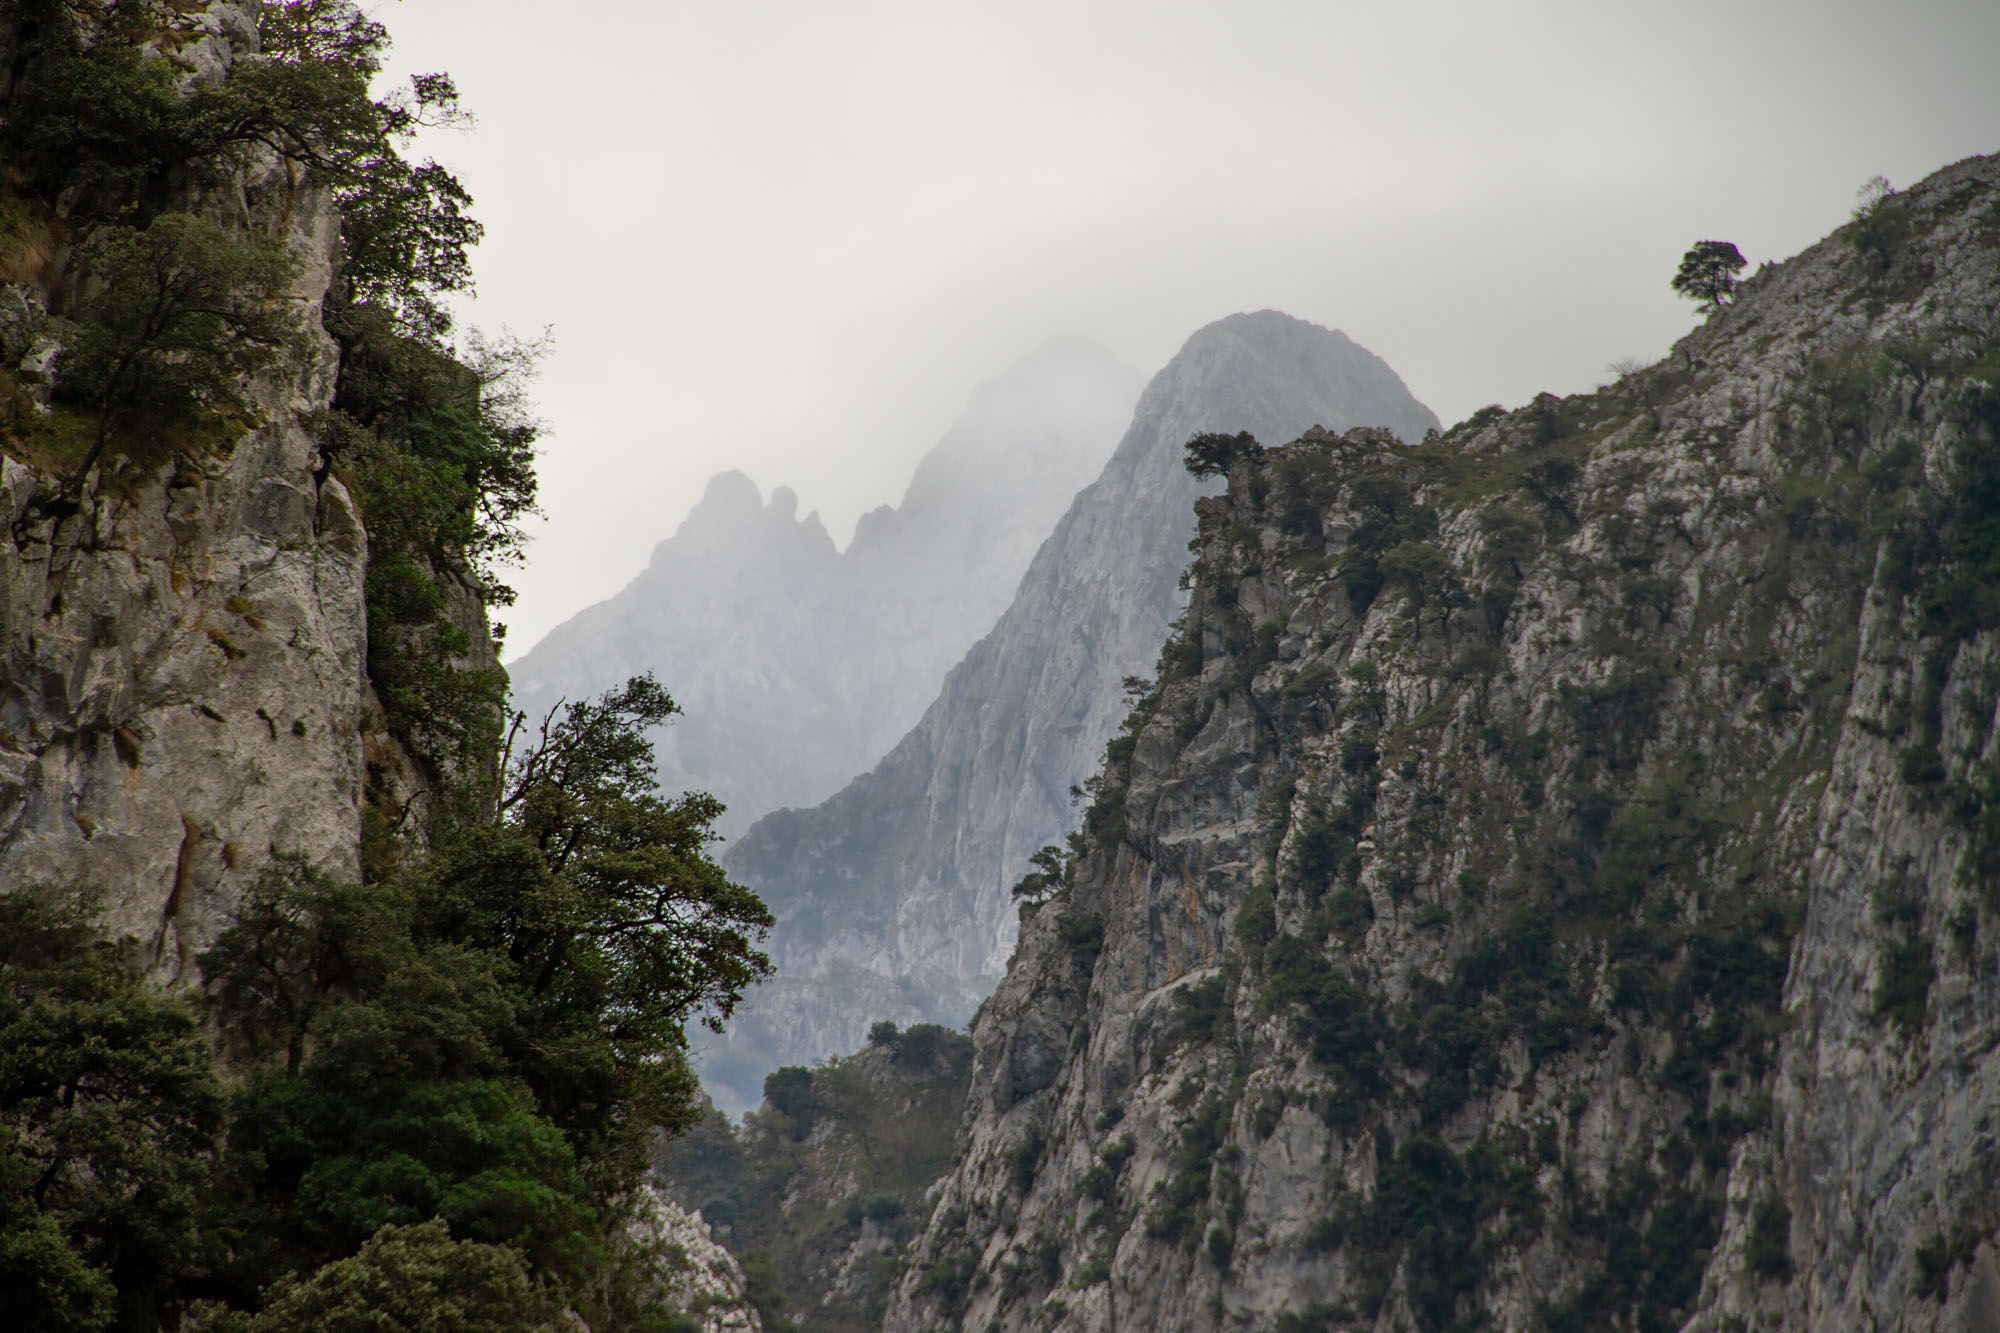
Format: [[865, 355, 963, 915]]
[[628, 1190, 765, 1333], [506, 338, 1143, 840], [886, 155, 2000, 1332], [712, 312, 1438, 1113], [0, 5, 375, 978]]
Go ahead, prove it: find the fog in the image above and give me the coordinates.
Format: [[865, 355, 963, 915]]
[[371, 0, 2000, 653]]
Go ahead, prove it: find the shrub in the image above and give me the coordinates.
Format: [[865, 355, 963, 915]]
[[1876, 936, 1935, 1035], [1174, 974, 1229, 1046], [764, 1067, 817, 1139], [1745, 1197, 1793, 1282], [49, 213, 298, 490]]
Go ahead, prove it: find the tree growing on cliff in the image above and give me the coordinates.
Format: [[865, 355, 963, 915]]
[[1009, 844, 1072, 906], [1671, 240, 1747, 312], [1185, 430, 1262, 478], [52, 213, 298, 493]]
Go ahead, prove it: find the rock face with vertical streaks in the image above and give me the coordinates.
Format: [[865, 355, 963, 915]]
[[712, 313, 1438, 1112], [505, 339, 1145, 840], [886, 155, 2000, 1333], [0, 4, 376, 977]]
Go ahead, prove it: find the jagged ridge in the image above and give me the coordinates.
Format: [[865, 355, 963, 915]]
[[712, 313, 1438, 1112], [887, 155, 2000, 1332]]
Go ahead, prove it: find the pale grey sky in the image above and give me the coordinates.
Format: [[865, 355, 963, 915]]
[[373, 0, 2000, 654]]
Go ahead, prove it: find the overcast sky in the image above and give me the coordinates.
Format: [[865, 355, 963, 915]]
[[373, 0, 2000, 655]]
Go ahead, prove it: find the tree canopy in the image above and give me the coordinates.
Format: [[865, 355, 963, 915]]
[[0, 5, 771, 1329], [1670, 240, 1747, 311]]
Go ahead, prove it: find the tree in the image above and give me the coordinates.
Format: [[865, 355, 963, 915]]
[[0, 887, 224, 1332], [434, 675, 774, 1147], [1184, 431, 1261, 478], [52, 213, 299, 492], [1009, 844, 1071, 906], [186, 1220, 556, 1333], [1670, 240, 1746, 312], [1848, 175, 1909, 271], [1378, 540, 1451, 626]]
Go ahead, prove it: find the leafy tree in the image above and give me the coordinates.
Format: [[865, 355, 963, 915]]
[[455, 674, 772, 1148], [1848, 175, 1910, 271], [1185, 430, 1262, 478], [1670, 240, 1746, 312], [1479, 508, 1540, 582], [1379, 539, 1452, 625], [198, 677, 773, 1310], [1009, 844, 1071, 905], [52, 213, 298, 491], [0, 888, 224, 1333], [187, 1220, 555, 1333]]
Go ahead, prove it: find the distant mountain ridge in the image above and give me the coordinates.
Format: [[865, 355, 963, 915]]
[[506, 338, 1144, 838], [707, 311, 1438, 1111]]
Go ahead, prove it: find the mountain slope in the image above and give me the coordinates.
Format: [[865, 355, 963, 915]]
[[713, 313, 1438, 1109], [885, 154, 2000, 1333], [506, 338, 1142, 837]]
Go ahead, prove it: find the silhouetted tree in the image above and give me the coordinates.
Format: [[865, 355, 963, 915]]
[[1671, 240, 1746, 312]]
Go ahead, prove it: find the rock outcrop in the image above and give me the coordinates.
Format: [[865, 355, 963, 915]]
[[712, 313, 1438, 1111], [886, 155, 2000, 1332], [506, 339, 1143, 839], [629, 1191, 766, 1333], [656, 1026, 975, 1333], [0, 6, 371, 978]]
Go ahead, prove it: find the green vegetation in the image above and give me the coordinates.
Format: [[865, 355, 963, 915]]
[[1671, 240, 1747, 311], [0, 6, 775, 1329], [46, 213, 299, 494], [0, 674, 771, 1329], [1915, 1225, 1986, 1300], [1848, 176, 1912, 272], [653, 1028, 974, 1333], [0, 0, 531, 805], [1744, 1196, 1793, 1283], [1183, 430, 1263, 479]]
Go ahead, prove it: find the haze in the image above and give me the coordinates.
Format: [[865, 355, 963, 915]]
[[373, 0, 2000, 654]]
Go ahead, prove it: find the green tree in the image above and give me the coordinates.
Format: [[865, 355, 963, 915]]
[[450, 674, 775, 1149], [52, 213, 298, 491], [188, 1220, 555, 1333], [1184, 430, 1262, 478], [1379, 539, 1451, 626], [0, 887, 224, 1333], [1670, 240, 1746, 312], [1009, 844, 1071, 905], [1848, 175, 1910, 271]]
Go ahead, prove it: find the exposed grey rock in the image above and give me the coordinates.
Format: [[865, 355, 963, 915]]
[[627, 1191, 764, 1333], [0, 9, 373, 977], [712, 312, 1437, 1113], [884, 154, 2000, 1333], [506, 338, 1143, 838]]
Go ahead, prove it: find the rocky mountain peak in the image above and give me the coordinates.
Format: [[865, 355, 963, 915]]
[[506, 338, 1143, 840], [708, 309, 1437, 1112], [883, 153, 2000, 1333]]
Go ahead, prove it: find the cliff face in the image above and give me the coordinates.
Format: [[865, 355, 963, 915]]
[[507, 339, 1142, 840], [0, 6, 372, 979], [886, 156, 2000, 1332], [657, 1026, 975, 1333], [711, 313, 1437, 1112]]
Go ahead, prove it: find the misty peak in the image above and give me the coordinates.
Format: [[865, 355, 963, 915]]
[[699, 468, 762, 511]]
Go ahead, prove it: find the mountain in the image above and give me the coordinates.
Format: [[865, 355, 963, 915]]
[[655, 1023, 976, 1333], [504, 338, 1143, 839], [884, 154, 2000, 1332], [710, 312, 1438, 1110]]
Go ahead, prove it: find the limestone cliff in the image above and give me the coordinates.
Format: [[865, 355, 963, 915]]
[[712, 313, 1438, 1112], [0, 4, 377, 978], [886, 156, 2000, 1332], [507, 339, 1143, 839]]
